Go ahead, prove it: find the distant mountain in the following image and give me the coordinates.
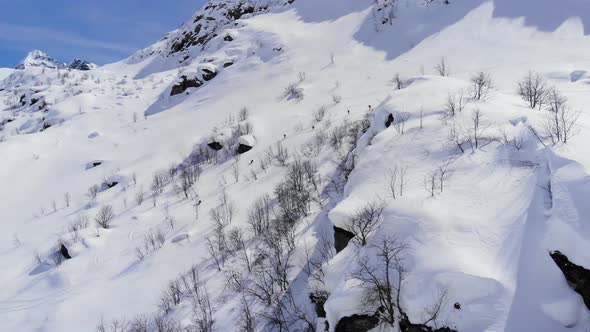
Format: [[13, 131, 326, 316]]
[[15, 50, 66, 70], [14, 50, 96, 71], [68, 59, 97, 71]]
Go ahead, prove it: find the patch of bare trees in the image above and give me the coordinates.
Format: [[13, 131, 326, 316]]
[[95, 205, 114, 229], [345, 201, 385, 246], [470, 72, 493, 101], [518, 71, 548, 110]]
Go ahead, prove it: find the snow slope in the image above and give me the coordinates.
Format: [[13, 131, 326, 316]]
[[1, 0, 590, 331]]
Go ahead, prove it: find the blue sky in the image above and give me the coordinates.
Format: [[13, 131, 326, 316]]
[[0, 0, 206, 68]]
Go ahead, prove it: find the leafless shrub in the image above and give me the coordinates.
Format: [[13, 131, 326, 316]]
[[283, 83, 304, 101], [393, 112, 410, 135], [159, 278, 183, 314], [273, 142, 290, 166], [444, 91, 466, 118], [64, 192, 71, 207], [95, 205, 114, 229], [313, 105, 327, 122], [239, 107, 249, 121], [543, 88, 580, 144], [345, 201, 385, 246], [228, 227, 252, 272], [470, 71, 493, 101], [295, 71, 306, 83], [392, 73, 405, 90], [88, 184, 100, 199], [387, 165, 408, 200], [501, 130, 525, 151], [68, 213, 89, 233], [332, 94, 342, 104], [353, 236, 408, 326], [248, 194, 273, 236], [434, 58, 449, 76], [135, 186, 144, 205], [518, 71, 549, 109]]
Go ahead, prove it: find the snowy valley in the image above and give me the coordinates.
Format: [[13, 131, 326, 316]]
[[2, 0, 590, 331]]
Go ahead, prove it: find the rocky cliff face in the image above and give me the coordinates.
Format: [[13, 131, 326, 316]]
[[15, 50, 66, 70], [167, 0, 295, 55]]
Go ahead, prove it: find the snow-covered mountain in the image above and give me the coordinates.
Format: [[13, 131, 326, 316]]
[[68, 59, 97, 71], [15, 50, 66, 70], [14, 50, 97, 71], [2, 0, 590, 331]]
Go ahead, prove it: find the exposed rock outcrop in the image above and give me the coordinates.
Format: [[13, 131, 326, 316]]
[[171, 75, 203, 96], [334, 226, 355, 252], [335, 314, 380, 332], [550, 250, 590, 310]]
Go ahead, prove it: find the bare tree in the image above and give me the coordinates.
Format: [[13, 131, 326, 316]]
[[392, 73, 405, 90], [393, 112, 410, 135], [470, 71, 493, 101], [421, 287, 449, 328], [64, 192, 71, 208], [228, 227, 252, 272], [95, 205, 114, 229], [135, 186, 144, 206], [239, 107, 249, 121], [387, 165, 408, 200], [438, 162, 451, 193], [434, 58, 449, 76], [313, 105, 326, 122], [353, 236, 408, 326], [88, 184, 99, 199], [424, 170, 440, 198], [444, 91, 466, 118], [248, 194, 273, 236], [345, 201, 385, 246], [543, 88, 580, 144], [469, 108, 491, 150], [232, 161, 240, 183], [518, 71, 549, 109]]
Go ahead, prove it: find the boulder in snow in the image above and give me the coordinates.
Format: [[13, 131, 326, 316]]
[[237, 134, 256, 154], [170, 74, 203, 96], [334, 226, 355, 253], [550, 250, 590, 310]]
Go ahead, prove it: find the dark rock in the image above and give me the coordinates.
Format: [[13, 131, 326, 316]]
[[105, 181, 118, 189], [170, 75, 203, 96], [223, 62, 234, 68], [92, 162, 102, 167], [400, 313, 457, 332], [69, 59, 96, 71], [224, 34, 234, 42], [60, 244, 72, 259], [335, 314, 380, 332], [550, 250, 590, 310], [237, 144, 253, 154], [454, 302, 461, 310], [30, 98, 39, 105], [309, 291, 329, 318], [385, 113, 394, 128], [207, 141, 223, 151], [334, 226, 355, 253], [201, 68, 217, 81]]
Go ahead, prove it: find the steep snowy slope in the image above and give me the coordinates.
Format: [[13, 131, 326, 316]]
[[1, 0, 590, 331]]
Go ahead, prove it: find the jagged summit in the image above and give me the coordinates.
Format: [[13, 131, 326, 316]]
[[14, 50, 97, 71], [15, 50, 66, 70], [68, 59, 97, 71]]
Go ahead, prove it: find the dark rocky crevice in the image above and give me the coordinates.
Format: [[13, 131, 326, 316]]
[[334, 226, 355, 253], [550, 250, 590, 310], [170, 75, 203, 96], [335, 313, 380, 332]]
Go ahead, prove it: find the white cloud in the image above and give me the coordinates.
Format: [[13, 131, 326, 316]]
[[0, 22, 137, 54]]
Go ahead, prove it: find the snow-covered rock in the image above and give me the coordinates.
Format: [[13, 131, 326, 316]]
[[15, 50, 66, 70]]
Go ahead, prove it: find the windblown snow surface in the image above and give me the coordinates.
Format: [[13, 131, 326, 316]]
[[1, 0, 590, 331]]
